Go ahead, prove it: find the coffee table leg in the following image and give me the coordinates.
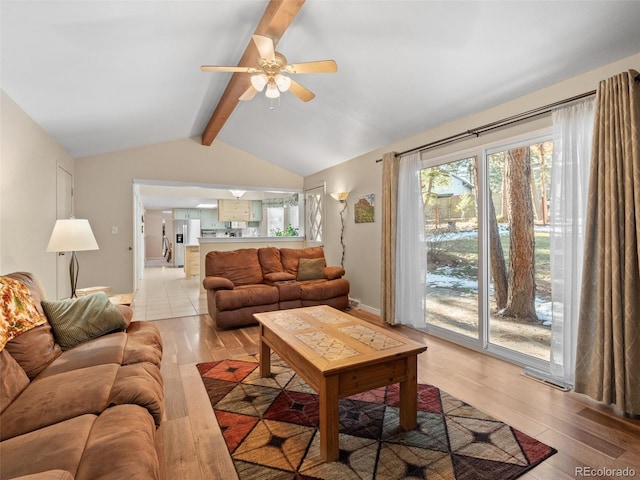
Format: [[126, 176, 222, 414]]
[[319, 375, 339, 461], [399, 354, 418, 430], [259, 326, 271, 377]]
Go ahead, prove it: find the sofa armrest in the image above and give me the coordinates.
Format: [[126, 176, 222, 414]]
[[203, 276, 234, 291], [324, 266, 345, 280], [264, 272, 297, 283]]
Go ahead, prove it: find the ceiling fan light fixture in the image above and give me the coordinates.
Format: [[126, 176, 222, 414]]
[[229, 189, 246, 198], [265, 82, 280, 99], [275, 74, 291, 92], [250, 73, 268, 92]]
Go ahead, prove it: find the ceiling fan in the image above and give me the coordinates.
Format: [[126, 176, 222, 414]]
[[201, 34, 337, 103]]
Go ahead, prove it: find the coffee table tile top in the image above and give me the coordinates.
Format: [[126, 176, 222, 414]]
[[303, 308, 350, 324], [294, 331, 361, 360], [273, 316, 312, 331], [338, 324, 404, 350]]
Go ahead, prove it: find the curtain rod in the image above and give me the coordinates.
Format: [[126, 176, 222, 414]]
[[375, 89, 596, 162]]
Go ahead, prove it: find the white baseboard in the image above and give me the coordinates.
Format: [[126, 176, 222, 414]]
[[354, 303, 380, 316]]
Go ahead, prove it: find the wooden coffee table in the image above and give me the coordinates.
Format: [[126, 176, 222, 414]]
[[254, 305, 427, 461]]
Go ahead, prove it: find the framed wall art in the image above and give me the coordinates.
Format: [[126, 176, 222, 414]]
[[354, 193, 375, 223]]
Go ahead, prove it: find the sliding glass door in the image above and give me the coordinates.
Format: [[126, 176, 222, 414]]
[[424, 156, 479, 340], [420, 134, 553, 368], [486, 141, 552, 361]]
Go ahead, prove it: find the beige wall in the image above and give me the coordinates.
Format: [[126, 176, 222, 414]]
[[0, 90, 75, 297], [73, 137, 303, 293], [3, 52, 637, 303], [306, 52, 640, 313]]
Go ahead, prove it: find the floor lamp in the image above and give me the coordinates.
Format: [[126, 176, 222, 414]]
[[47, 218, 99, 298], [330, 192, 349, 268]]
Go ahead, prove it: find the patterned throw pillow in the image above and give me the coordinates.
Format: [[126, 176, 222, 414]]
[[0, 276, 47, 350]]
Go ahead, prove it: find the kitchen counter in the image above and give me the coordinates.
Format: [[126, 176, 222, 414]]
[[198, 236, 304, 243], [197, 236, 305, 292]]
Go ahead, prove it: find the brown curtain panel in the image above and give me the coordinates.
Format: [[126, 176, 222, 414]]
[[381, 151, 399, 325], [574, 70, 640, 417]]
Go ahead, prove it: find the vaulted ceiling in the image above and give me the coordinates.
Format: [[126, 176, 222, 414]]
[[2, 1, 639, 178]]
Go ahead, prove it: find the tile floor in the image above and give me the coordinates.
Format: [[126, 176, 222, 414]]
[[131, 263, 207, 321]]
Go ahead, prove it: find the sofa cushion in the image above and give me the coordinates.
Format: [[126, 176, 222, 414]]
[[297, 257, 326, 281], [41, 293, 127, 350], [3, 324, 62, 380], [280, 247, 326, 276], [9, 470, 75, 480], [300, 278, 350, 301], [258, 247, 283, 275], [0, 276, 48, 350], [0, 349, 29, 414], [205, 249, 264, 286], [263, 272, 296, 283], [122, 321, 163, 367], [108, 362, 164, 426], [0, 414, 97, 480], [215, 284, 279, 312], [0, 364, 118, 440], [35, 333, 127, 379], [75, 405, 160, 480]]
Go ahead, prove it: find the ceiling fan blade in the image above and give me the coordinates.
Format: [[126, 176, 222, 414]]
[[239, 86, 258, 101], [285, 60, 338, 74], [289, 79, 315, 102], [252, 34, 275, 61], [201, 65, 260, 73]]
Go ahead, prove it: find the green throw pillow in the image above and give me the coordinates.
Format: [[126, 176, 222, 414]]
[[41, 292, 127, 350], [297, 257, 326, 281]]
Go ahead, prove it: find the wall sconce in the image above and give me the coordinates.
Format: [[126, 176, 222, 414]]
[[331, 192, 349, 268], [330, 192, 349, 203]]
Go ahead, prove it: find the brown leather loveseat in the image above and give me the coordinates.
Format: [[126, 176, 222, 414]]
[[203, 246, 350, 328]]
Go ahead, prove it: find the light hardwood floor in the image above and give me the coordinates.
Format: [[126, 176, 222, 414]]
[[153, 309, 640, 480]]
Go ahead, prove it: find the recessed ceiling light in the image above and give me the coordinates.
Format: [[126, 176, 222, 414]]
[[196, 203, 217, 208]]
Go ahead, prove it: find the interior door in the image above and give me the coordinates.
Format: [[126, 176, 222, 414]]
[[304, 184, 325, 247], [56, 166, 73, 299]]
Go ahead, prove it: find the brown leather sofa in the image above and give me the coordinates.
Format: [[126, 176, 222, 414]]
[[203, 246, 350, 328], [0, 272, 164, 480]]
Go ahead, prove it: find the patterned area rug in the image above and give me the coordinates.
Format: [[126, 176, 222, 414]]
[[197, 355, 556, 479]]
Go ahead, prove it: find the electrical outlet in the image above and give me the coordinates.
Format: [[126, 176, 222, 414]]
[[111, 226, 118, 234]]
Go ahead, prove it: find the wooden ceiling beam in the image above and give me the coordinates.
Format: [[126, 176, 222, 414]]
[[201, 0, 305, 146]]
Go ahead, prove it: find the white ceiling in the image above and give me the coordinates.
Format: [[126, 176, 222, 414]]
[[2, 1, 639, 207]]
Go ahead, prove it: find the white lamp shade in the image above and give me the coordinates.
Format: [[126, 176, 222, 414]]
[[330, 192, 349, 202], [265, 82, 280, 99], [275, 74, 291, 92], [47, 219, 99, 252], [250, 73, 268, 92]]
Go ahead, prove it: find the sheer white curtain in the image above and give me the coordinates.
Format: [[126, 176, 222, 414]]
[[395, 152, 426, 327], [549, 97, 595, 386]]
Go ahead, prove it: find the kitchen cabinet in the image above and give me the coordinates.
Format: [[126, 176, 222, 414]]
[[250, 200, 263, 221], [200, 208, 229, 229], [218, 200, 250, 221], [173, 208, 201, 220], [218, 200, 263, 222], [184, 245, 200, 278]]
